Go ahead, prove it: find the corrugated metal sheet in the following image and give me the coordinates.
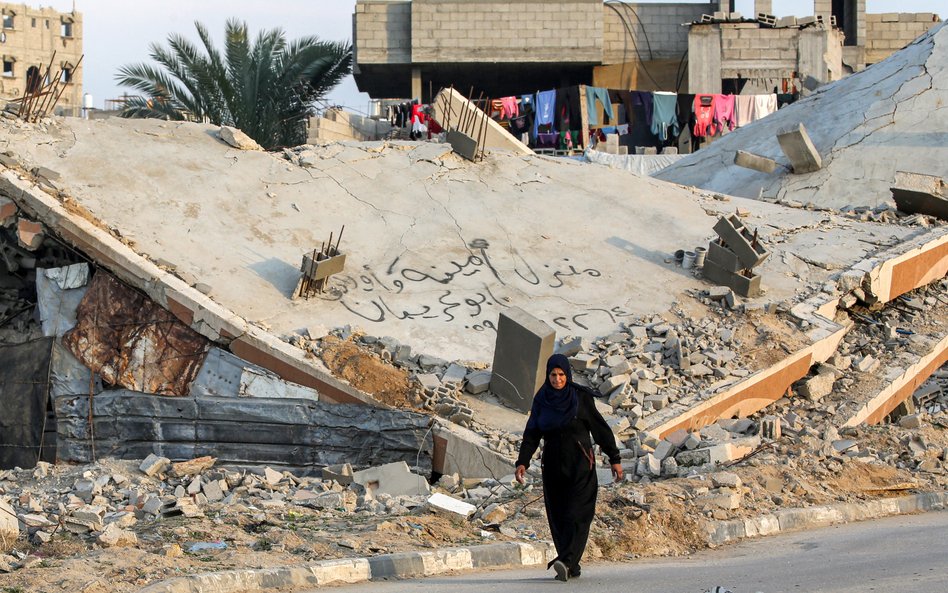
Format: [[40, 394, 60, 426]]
[[63, 272, 209, 396]]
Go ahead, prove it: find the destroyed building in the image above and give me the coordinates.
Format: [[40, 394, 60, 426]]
[[0, 2, 83, 116], [0, 8, 946, 593]]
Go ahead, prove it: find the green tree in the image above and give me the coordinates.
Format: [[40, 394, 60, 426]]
[[116, 18, 351, 149]]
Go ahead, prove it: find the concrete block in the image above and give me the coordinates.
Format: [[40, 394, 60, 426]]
[[556, 336, 588, 357], [441, 363, 468, 386], [712, 215, 769, 269], [706, 241, 743, 273], [489, 307, 555, 413], [139, 454, 170, 477], [464, 370, 491, 394], [353, 461, 430, 497], [653, 440, 675, 461], [702, 259, 762, 298], [427, 493, 476, 518], [734, 150, 777, 173], [777, 123, 823, 174]]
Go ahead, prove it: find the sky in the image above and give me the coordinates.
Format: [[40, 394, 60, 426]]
[[33, 0, 945, 113]]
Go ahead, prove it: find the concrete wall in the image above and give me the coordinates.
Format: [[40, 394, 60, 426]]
[[602, 2, 711, 63], [691, 24, 842, 95], [0, 2, 82, 116], [864, 12, 941, 64], [353, 0, 411, 65], [410, 0, 602, 63]]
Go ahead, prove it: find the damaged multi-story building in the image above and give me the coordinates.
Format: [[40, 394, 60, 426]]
[[352, 0, 940, 99], [0, 2, 82, 116]]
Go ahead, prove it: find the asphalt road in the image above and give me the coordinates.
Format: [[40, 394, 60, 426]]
[[317, 511, 948, 593]]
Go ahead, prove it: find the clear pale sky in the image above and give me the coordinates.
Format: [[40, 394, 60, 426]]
[[35, 0, 945, 113]]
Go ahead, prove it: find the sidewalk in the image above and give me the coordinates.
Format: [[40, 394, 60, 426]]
[[137, 491, 948, 593]]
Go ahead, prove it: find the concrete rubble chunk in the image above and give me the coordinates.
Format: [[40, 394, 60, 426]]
[[489, 307, 555, 413], [734, 150, 778, 173], [441, 363, 468, 386], [139, 454, 171, 477], [263, 467, 284, 485], [353, 461, 430, 497], [799, 372, 836, 401], [898, 414, 923, 429], [557, 336, 588, 357], [464, 370, 491, 394], [17, 218, 45, 250], [776, 123, 822, 174], [171, 456, 216, 477], [323, 463, 354, 486], [427, 492, 476, 518], [98, 523, 138, 547], [0, 499, 17, 552], [219, 126, 262, 150]]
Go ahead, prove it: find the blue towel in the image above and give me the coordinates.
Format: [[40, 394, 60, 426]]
[[650, 92, 679, 142]]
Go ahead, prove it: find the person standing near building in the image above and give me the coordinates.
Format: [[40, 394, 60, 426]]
[[515, 353, 623, 582]]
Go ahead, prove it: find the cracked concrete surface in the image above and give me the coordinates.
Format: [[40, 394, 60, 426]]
[[656, 22, 948, 210], [0, 113, 937, 366]]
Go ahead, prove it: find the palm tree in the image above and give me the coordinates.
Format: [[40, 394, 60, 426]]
[[116, 18, 352, 149]]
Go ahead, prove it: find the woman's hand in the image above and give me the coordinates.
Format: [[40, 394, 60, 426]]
[[611, 463, 623, 482], [515, 464, 527, 484]]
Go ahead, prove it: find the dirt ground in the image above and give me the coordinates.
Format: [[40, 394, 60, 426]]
[[1, 413, 945, 593]]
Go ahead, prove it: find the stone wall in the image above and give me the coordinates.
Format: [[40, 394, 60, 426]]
[[0, 2, 82, 116], [864, 13, 941, 64], [602, 2, 711, 64], [410, 0, 602, 63], [353, 0, 411, 64]]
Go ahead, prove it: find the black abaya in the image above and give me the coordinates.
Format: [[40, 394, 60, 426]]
[[516, 387, 621, 573]]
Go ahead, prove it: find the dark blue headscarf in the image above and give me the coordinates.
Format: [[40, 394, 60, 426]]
[[525, 353, 579, 432]]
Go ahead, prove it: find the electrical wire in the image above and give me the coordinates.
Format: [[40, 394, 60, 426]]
[[603, 1, 662, 89]]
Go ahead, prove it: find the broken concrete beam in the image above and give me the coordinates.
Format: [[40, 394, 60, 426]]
[[17, 218, 44, 250], [489, 307, 555, 413], [777, 123, 822, 174], [734, 150, 777, 174], [702, 259, 762, 298], [712, 215, 769, 269], [890, 172, 948, 220], [427, 492, 476, 518], [352, 461, 430, 497]]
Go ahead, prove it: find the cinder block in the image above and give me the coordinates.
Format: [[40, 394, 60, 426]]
[[734, 150, 777, 173], [489, 307, 555, 413], [706, 241, 743, 273], [712, 215, 769, 269], [702, 259, 762, 298]]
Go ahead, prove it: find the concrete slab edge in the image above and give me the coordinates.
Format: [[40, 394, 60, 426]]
[[0, 169, 376, 408], [704, 491, 948, 545], [134, 542, 554, 593]]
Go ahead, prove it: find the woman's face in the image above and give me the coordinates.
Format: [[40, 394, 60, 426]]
[[549, 367, 567, 390]]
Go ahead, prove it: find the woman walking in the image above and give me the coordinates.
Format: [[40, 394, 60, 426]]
[[515, 353, 623, 582]]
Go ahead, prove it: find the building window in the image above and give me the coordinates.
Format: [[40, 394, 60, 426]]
[[2, 15, 13, 29], [60, 67, 72, 83], [31, 17, 35, 27], [45, 19, 49, 29], [61, 21, 72, 37], [3, 60, 13, 78]]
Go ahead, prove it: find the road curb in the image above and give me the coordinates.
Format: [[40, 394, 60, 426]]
[[135, 541, 555, 593], [703, 490, 948, 545], [136, 492, 947, 593]]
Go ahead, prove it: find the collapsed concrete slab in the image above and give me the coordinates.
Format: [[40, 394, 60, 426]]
[[656, 22, 948, 209]]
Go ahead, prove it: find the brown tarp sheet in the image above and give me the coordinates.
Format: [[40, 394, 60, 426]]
[[0, 338, 53, 469], [63, 272, 208, 396]]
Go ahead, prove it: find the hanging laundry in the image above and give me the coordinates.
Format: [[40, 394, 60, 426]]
[[534, 90, 557, 138], [753, 94, 778, 121], [692, 94, 716, 138], [585, 86, 614, 126], [617, 123, 630, 135], [734, 95, 755, 127], [650, 91, 679, 143], [713, 94, 736, 133], [499, 96, 519, 119], [556, 87, 581, 132]]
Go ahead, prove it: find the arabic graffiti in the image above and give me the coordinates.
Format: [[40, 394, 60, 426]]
[[318, 239, 625, 332]]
